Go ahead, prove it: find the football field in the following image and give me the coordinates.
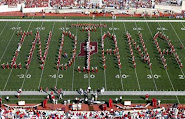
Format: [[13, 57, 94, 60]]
[[1, 18, 185, 93]]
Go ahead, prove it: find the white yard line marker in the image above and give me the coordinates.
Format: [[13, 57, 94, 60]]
[[134, 68, 141, 90], [0, 22, 20, 63], [134, 22, 158, 91], [112, 22, 124, 91], [158, 22, 185, 78], [100, 22, 108, 90], [3, 20, 33, 91], [55, 69, 60, 87], [0, 22, 8, 36], [169, 22, 185, 49], [168, 22, 185, 79], [37, 22, 55, 89], [144, 17, 180, 103], [18, 20, 36, 90], [56, 22, 67, 87], [2, 17, 35, 92], [71, 22, 78, 91], [122, 22, 141, 90], [1, 22, 21, 93], [20, 21, 44, 90]]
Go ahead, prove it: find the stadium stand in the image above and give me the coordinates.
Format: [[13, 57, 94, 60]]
[[0, 103, 184, 118], [0, 0, 183, 15]]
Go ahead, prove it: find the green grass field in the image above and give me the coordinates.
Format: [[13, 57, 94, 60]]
[[1, 18, 185, 94]]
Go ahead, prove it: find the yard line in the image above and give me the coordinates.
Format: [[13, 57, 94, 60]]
[[17, 20, 35, 90], [2, 17, 35, 92], [180, 22, 185, 30], [0, 22, 20, 63], [88, 36, 90, 88], [163, 23, 185, 81], [3, 21, 33, 92], [169, 22, 185, 49], [100, 21, 107, 90], [158, 22, 185, 77], [143, 17, 180, 103], [122, 22, 141, 90], [0, 22, 8, 36], [134, 22, 158, 91], [112, 22, 124, 90], [56, 22, 67, 87], [20, 21, 44, 90], [37, 22, 56, 89], [1, 22, 20, 94], [71, 22, 78, 91]]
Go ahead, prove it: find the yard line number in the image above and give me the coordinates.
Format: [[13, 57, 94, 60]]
[[49, 74, 63, 79], [109, 27, 119, 30], [10, 27, 21, 30], [17, 74, 31, 79], [181, 28, 185, 30], [179, 75, 185, 79], [133, 27, 143, 30], [157, 27, 168, 30], [115, 74, 129, 79], [84, 74, 95, 79], [35, 27, 45, 31], [59, 27, 69, 30], [147, 74, 161, 79]]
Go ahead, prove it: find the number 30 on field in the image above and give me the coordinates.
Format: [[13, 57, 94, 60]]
[[147, 74, 161, 79]]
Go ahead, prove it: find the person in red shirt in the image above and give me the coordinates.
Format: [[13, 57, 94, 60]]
[[1, 63, 5, 69], [145, 94, 149, 100], [40, 87, 43, 92]]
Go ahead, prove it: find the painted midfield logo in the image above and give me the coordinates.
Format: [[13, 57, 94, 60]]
[[78, 42, 98, 56]]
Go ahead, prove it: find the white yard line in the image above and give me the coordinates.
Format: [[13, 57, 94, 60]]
[[20, 22, 44, 90], [134, 22, 158, 91], [134, 68, 141, 90], [158, 22, 185, 77], [2, 19, 185, 22], [122, 22, 141, 90], [100, 21, 107, 90], [0, 22, 8, 36], [1, 22, 20, 93], [37, 22, 55, 89], [18, 20, 35, 90], [144, 17, 180, 103], [55, 22, 67, 87], [167, 23, 185, 79], [88, 42, 91, 87], [2, 68, 13, 91], [112, 22, 124, 91], [55, 69, 60, 87], [71, 22, 78, 91], [169, 22, 185, 49], [3, 20, 33, 91], [2, 17, 35, 92], [0, 22, 20, 63], [180, 22, 185, 31]]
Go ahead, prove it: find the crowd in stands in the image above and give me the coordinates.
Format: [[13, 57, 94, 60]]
[[0, 103, 185, 118], [0, 0, 169, 9]]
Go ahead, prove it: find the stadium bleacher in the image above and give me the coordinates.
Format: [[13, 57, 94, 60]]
[[0, 104, 184, 118]]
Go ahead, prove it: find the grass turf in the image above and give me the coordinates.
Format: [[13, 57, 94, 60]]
[[0, 18, 185, 94]]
